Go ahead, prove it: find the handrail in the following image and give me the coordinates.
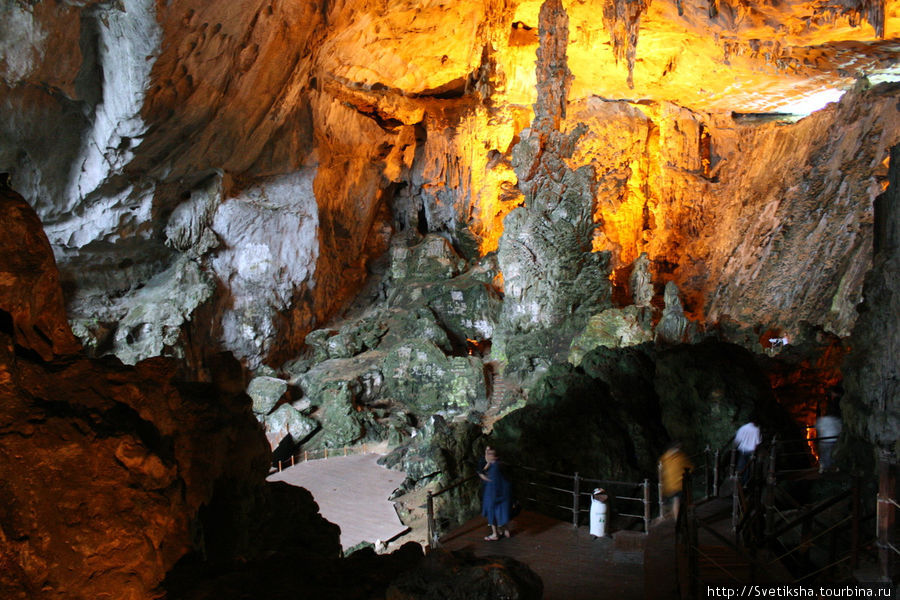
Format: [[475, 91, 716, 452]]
[[425, 462, 658, 548], [675, 432, 887, 595], [271, 442, 374, 471], [426, 474, 480, 548], [432, 474, 479, 498], [766, 488, 853, 541]]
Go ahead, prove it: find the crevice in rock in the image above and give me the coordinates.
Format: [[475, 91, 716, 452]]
[[33, 396, 176, 465]]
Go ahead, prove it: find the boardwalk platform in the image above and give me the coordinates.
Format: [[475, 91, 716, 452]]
[[440, 510, 645, 600], [267, 453, 408, 551]]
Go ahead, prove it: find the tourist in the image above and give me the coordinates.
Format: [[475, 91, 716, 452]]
[[660, 443, 693, 519], [816, 388, 843, 473], [734, 419, 761, 485], [478, 447, 512, 540]]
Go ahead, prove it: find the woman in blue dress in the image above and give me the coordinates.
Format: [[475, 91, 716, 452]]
[[478, 447, 512, 540]]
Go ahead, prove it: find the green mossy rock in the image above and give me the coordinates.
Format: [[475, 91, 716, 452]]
[[390, 234, 465, 283], [247, 375, 289, 416], [297, 351, 386, 448], [377, 307, 452, 354], [422, 280, 501, 346], [264, 404, 318, 448], [382, 340, 486, 415], [568, 306, 653, 366], [298, 351, 386, 406]]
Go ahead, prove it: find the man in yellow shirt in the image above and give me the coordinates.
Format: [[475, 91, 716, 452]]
[[660, 443, 693, 519]]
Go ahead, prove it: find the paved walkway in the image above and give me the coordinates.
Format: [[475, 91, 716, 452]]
[[440, 510, 646, 600], [267, 453, 408, 551]]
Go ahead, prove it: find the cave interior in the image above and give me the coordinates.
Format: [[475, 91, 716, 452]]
[[0, 0, 898, 597]]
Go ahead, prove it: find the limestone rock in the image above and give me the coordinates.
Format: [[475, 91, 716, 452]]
[[247, 375, 289, 416], [844, 144, 900, 455], [568, 306, 653, 366], [654, 341, 802, 453], [655, 281, 692, 344], [163, 175, 220, 258], [296, 351, 386, 448], [0, 181, 80, 359], [210, 170, 319, 369], [492, 362, 658, 481], [380, 416, 482, 488], [421, 272, 502, 345], [390, 234, 465, 283], [496, 0, 613, 380], [630, 252, 653, 307], [264, 404, 318, 450], [376, 307, 453, 355], [0, 342, 281, 600], [105, 255, 214, 365], [382, 340, 486, 415], [298, 351, 385, 408]]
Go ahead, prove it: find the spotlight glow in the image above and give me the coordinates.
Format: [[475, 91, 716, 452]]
[[774, 89, 847, 116]]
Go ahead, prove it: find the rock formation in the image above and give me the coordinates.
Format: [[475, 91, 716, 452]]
[[0, 178, 81, 360], [0, 187, 341, 599], [1, 0, 899, 592], [1, 0, 897, 373], [844, 143, 899, 459]]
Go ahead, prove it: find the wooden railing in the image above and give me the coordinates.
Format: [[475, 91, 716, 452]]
[[677, 434, 888, 597], [426, 463, 661, 549], [426, 474, 480, 548], [271, 442, 375, 471]]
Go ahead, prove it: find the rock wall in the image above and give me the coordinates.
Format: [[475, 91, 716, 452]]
[[0, 185, 341, 599], [844, 143, 899, 457]]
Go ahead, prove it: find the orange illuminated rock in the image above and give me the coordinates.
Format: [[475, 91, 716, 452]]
[[0, 180, 80, 359]]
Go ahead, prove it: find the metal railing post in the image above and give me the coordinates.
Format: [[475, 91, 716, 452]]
[[426, 491, 437, 549], [732, 457, 740, 534], [851, 476, 860, 569], [765, 437, 777, 537], [685, 477, 699, 599], [713, 449, 720, 497], [658, 461, 665, 519], [572, 472, 580, 527], [704, 445, 712, 500], [643, 478, 651, 533]]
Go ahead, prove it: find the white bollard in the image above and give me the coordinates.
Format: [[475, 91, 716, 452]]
[[590, 488, 609, 538]]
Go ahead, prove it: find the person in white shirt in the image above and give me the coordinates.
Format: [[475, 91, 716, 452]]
[[815, 386, 843, 473], [734, 420, 761, 485]]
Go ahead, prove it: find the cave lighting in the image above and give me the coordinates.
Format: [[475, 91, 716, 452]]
[[773, 88, 846, 117], [806, 425, 819, 462]]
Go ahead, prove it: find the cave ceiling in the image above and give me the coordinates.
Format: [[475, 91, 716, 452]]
[[0, 0, 898, 369]]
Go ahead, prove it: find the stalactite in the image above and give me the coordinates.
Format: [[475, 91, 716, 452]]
[[601, 0, 652, 89]]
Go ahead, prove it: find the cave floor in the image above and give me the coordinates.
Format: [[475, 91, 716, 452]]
[[440, 509, 646, 600], [266, 453, 409, 551]]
